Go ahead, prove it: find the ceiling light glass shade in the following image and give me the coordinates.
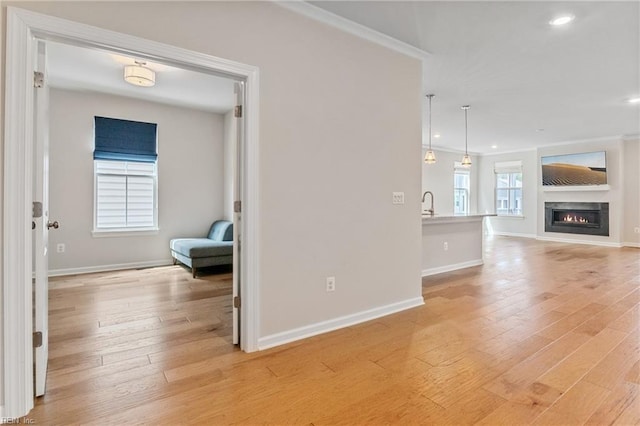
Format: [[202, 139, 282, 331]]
[[550, 15, 574, 26], [124, 64, 155, 87], [424, 150, 436, 164], [461, 154, 472, 167]]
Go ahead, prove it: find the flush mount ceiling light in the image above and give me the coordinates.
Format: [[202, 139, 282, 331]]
[[424, 94, 436, 164], [434, 134, 441, 138], [549, 14, 575, 26], [124, 61, 155, 87], [461, 105, 472, 167], [628, 97, 640, 104]]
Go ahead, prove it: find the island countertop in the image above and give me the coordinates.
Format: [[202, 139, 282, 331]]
[[422, 213, 497, 225]]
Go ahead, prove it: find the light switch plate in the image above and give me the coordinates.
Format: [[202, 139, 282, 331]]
[[392, 192, 405, 205]]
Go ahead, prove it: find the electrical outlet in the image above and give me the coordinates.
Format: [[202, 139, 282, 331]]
[[443, 241, 448, 251], [635, 227, 640, 234], [326, 276, 336, 292], [56, 243, 65, 253], [392, 192, 405, 205]]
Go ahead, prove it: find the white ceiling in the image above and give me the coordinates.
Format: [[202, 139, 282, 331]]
[[309, 1, 640, 154], [47, 41, 236, 114]]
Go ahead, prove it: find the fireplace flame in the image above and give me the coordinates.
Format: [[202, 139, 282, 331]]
[[563, 214, 589, 223]]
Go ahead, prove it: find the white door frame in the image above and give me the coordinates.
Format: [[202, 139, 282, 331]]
[[3, 6, 261, 418]]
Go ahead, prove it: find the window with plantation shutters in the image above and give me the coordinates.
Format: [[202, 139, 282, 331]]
[[494, 161, 523, 217], [95, 161, 156, 229], [93, 117, 158, 234]]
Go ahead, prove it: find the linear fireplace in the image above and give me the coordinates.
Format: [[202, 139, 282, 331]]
[[544, 202, 609, 236]]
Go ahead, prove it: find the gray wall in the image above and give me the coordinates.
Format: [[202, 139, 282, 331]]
[[1, 2, 423, 344], [477, 138, 637, 246], [622, 138, 640, 245], [48, 88, 225, 272], [421, 148, 479, 216], [537, 139, 623, 245], [478, 150, 538, 237]]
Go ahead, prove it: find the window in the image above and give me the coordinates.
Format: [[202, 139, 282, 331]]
[[495, 161, 523, 216], [454, 166, 470, 215], [93, 117, 158, 233], [95, 160, 157, 229]]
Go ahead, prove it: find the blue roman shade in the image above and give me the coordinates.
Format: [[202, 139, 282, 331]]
[[94, 116, 157, 163]]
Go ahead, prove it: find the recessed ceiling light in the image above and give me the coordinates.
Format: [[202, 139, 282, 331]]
[[536, 128, 545, 132], [491, 145, 498, 149], [628, 97, 640, 104], [549, 15, 575, 26], [434, 134, 441, 138]]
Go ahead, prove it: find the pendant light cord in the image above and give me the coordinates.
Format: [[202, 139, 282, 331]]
[[464, 107, 468, 155], [428, 95, 432, 150]]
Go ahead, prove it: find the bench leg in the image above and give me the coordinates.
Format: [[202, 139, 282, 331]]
[[192, 267, 197, 279]]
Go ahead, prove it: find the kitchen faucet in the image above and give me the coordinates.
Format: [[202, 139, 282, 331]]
[[422, 191, 434, 216]]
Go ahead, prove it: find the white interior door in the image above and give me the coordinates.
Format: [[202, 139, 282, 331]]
[[232, 81, 245, 346], [34, 40, 52, 397]]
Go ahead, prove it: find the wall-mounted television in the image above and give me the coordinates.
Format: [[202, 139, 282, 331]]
[[541, 151, 607, 186]]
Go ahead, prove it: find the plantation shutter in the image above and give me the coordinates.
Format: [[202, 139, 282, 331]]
[[95, 161, 156, 229]]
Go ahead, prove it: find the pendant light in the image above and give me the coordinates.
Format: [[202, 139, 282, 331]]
[[424, 94, 436, 164], [461, 105, 472, 167]]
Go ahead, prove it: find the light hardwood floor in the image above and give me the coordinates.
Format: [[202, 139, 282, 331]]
[[28, 237, 639, 425]]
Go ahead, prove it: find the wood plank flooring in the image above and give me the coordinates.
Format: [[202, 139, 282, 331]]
[[27, 237, 639, 425]]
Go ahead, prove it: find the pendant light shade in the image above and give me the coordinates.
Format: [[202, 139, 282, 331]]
[[424, 94, 436, 164], [461, 105, 471, 167], [124, 61, 155, 87]]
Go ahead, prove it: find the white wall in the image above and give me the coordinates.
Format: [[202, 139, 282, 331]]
[[537, 139, 623, 245], [421, 148, 479, 215], [2, 2, 423, 345], [478, 139, 639, 246], [622, 138, 640, 246], [48, 88, 225, 272], [421, 220, 483, 275], [477, 150, 538, 237]]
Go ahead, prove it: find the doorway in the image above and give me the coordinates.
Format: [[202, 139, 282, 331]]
[[4, 6, 260, 419]]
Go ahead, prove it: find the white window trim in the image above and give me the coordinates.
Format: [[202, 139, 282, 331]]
[[93, 160, 159, 235], [453, 166, 471, 216], [494, 162, 523, 217]]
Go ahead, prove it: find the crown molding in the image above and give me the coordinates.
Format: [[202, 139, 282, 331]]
[[535, 135, 624, 151], [276, 1, 431, 62]]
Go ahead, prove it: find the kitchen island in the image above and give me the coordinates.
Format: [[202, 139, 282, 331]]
[[422, 214, 496, 277]]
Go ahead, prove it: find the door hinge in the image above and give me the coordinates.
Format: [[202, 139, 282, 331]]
[[234, 200, 242, 213], [33, 331, 43, 348], [34, 71, 44, 88], [233, 296, 241, 309], [33, 201, 43, 218], [234, 105, 243, 118]]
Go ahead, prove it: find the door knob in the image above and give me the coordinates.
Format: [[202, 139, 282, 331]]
[[47, 220, 59, 230]]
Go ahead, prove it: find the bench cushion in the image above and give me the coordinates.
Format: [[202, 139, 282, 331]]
[[170, 238, 233, 259], [208, 220, 233, 241]]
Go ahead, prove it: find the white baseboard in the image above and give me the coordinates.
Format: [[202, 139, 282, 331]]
[[48, 259, 174, 277], [257, 296, 425, 351], [536, 236, 622, 248], [622, 242, 640, 248], [491, 231, 537, 239], [421, 259, 483, 277]]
